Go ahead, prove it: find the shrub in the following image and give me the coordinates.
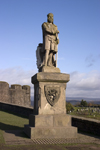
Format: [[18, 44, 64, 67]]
[[66, 102, 74, 113]]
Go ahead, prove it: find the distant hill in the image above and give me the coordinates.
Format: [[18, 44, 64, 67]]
[[66, 100, 80, 105], [66, 97, 100, 101], [66, 97, 100, 105]]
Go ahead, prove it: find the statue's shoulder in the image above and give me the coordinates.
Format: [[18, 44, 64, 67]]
[[53, 24, 57, 29], [42, 22, 48, 26], [53, 24, 57, 27]]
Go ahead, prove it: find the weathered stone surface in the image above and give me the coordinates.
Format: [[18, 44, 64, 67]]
[[0, 81, 31, 107], [0, 81, 9, 103], [32, 72, 70, 83], [39, 66, 60, 73], [53, 114, 71, 127], [32, 72, 69, 115], [29, 114, 53, 127], [29, 114, 71, 127], [24, 125, 77, 139], [24, 114, 77, 139]]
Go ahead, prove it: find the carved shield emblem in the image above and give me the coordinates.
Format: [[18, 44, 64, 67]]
[[44, 85, 61, 106]]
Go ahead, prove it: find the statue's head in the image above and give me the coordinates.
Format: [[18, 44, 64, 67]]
[[47, 13, 53, 23]]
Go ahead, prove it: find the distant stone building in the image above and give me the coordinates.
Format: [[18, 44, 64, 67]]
[[0, 81, 30, 107]]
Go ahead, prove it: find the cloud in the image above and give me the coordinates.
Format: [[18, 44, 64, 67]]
[[0, 67, 100, 99], [85, 54, 95, 67], [0, 66, 37, 97], [67, 70, 100, 98], [87, 63, 93, 67]]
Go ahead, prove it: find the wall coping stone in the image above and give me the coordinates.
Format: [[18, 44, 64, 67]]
[[71, 115, 100, 123], [0, 101, 33, 109]]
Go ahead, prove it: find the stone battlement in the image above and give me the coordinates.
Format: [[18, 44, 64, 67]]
[[0, 81, 31, 107]]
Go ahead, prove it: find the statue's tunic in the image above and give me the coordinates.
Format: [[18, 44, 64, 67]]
[[42, 22, 58, 54]]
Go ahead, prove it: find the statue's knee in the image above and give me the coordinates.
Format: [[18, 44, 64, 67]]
[[45, 49, 49, 55]]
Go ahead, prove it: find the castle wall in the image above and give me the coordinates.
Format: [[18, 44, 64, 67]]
[[0, 81, 30, 107]]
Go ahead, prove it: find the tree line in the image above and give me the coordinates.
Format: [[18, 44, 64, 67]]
[[75, 99, 100, 107], [66, 99, 100, 113]]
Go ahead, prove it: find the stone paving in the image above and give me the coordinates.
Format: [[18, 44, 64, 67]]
[[3, 130, 100, 145]]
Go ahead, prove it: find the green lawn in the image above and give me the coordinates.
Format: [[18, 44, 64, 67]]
[[0, 110, 29, 145], [0, 110, 29, 130]]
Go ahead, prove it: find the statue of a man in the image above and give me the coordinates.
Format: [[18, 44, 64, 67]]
[[42, 13, 59, 67]]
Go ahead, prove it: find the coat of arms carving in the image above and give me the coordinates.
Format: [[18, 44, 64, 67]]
[[44, 85, 61, 106]]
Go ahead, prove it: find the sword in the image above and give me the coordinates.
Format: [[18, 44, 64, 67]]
[[56, 52, 58, 67], [56, 33, 59, 67]]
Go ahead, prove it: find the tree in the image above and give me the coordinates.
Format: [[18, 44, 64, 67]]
[[80, 99, 88, 107], [66, 102, 74, 113], [88, 103, 93, 107]]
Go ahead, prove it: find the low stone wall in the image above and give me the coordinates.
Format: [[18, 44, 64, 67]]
[[72, 115, 100, 136], [0, 102, 33, 117]]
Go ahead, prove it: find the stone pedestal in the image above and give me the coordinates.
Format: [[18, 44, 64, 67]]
[[24, 72, 77, 139], [32, 72, 70, 115]]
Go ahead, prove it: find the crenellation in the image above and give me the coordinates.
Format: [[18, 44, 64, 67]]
[[0, 81, 31, 107], [22, 85, 30, 93], [11, 84, 22, 90]]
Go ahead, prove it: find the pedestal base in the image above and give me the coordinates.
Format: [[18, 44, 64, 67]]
[[24, 114, 77, 139], [39, 66, 60, 73], [24, 125, 77, 139]]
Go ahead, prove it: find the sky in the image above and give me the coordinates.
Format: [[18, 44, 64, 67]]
[[0, 0, 100, 99]]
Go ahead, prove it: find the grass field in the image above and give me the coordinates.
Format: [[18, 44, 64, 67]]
[[0, 110, 100, 150]]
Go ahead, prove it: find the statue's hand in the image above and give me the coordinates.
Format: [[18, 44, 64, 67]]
[[56, 39, 59, 44], [54, 30, 59, 34], [57, 30, 59, 34], [52, 30, 56, 35], [52, 29, 59, 35]]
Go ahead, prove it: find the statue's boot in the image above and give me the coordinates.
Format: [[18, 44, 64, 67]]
[[48, 53, 53, 66]]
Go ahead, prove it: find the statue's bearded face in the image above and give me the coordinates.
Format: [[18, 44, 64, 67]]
[[48, 15, 53, 23]]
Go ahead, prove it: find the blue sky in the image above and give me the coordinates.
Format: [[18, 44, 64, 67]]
[[0, 0, 100, 98]]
